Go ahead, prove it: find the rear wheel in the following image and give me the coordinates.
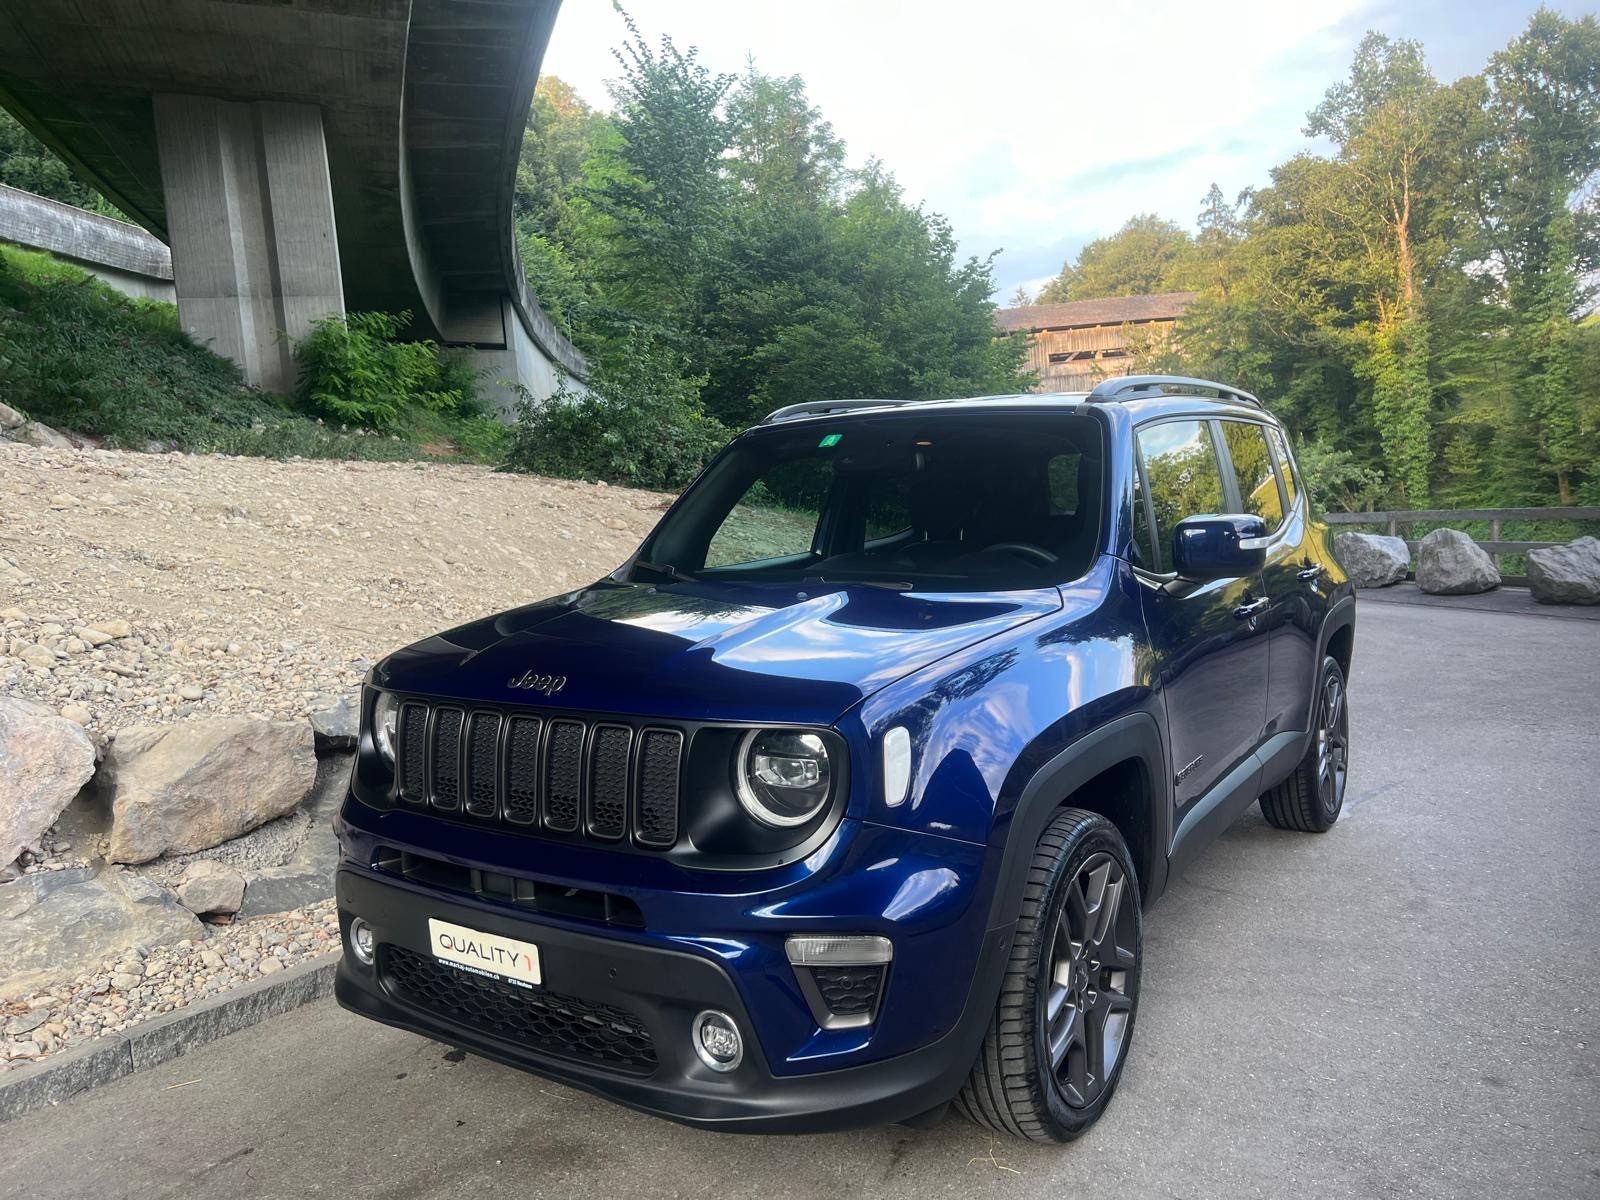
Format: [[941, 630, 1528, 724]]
[[1260, 655, 1349, 832], [955, 809, 1141, 1142]]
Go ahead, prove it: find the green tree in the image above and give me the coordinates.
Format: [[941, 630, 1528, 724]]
[[581, 15, 735, 338], [726, 63, 846, 204], [1474, 10, 1600, 502], [1036, 214, 1192, 303]]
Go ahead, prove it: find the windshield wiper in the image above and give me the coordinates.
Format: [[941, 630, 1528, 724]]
[[632, 559, 694, 582], [803, 574, 914, 591]]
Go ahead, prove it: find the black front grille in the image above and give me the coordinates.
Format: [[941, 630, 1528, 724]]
[[393, 702, 683, 851], [381, 945, 657, 1075]]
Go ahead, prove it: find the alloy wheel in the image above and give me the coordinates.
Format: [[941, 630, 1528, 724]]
[[1040, 852, 1137, 1109], [1316, 672, 1348, 818]]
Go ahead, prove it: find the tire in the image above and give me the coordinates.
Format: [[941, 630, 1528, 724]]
[[1260, 655, 1349, 833], [954, 809, 1142, 1143]]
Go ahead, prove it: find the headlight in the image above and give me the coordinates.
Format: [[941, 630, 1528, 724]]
[[735, 729, 832, 827], [372, 692, 399, 762]]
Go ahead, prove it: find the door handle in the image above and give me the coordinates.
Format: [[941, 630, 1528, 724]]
[[1296, 564, 1324, 581], [1234, 597, 1269, 619]]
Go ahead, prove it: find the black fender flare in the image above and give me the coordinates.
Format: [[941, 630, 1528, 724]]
[[983, 711, 1170, 938], [1303, 593, 1357, 741]]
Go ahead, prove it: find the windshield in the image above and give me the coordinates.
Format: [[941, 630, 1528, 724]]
[[632, 411, 1104, 591]]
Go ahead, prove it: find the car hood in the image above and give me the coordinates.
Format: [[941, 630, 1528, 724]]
[[372, 579, 1063, 724]]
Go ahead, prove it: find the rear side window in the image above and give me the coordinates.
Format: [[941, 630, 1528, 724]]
[[1266, 427, 1299, 508], [1221, 421, 1286, 531], [1135, 420, 1226, 572]]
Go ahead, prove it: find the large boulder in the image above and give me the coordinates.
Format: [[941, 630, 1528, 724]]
[[1416, 528, 1499, 595], [100, 718, 316, 864], [1526, 536, 1600, 606], [1334, 532, 1410, 588], [0, 697, 96, 867], [0, 866, 201, 999]]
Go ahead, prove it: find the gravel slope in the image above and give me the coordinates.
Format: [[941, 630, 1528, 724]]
[[0, 443, 670, 734]]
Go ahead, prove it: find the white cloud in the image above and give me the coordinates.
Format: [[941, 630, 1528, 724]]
[[541, 0, 1571, 296]]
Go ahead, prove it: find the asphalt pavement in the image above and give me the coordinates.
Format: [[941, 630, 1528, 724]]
[[2, 600, 1596, 1199]]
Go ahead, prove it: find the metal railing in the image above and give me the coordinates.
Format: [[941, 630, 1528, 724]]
[[1322, 506, 1600, 581]]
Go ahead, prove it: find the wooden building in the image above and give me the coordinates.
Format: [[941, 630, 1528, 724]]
[[994, 292, 1196, 393]]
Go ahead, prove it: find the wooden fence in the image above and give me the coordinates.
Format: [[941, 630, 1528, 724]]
[[1322, 506, 1600, 582]]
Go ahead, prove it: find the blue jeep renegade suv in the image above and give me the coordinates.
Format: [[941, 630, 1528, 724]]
[[334, 375, 1356, 1142]]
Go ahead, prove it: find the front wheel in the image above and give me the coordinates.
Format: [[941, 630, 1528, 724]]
[[955, 809, 1142, 1142], [1260, 655, 1349, 832]]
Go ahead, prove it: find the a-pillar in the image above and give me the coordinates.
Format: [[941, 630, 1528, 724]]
[[153, 95, 343, 394]]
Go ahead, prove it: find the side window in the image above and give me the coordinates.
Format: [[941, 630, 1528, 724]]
[[1266, 427, 1299, 509], [1135, 420, 1226, 572], [1221, 421, 1285, 531], [704, 460, 829, 568]]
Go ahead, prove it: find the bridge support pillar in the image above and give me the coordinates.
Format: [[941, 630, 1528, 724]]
[[153, 95, 343, 394]]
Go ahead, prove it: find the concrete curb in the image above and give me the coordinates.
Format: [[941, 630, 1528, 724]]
[[0, 953, 338, 1124]]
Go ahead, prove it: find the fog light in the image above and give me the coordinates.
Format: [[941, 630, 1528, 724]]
[[348, 917, 375, 966], [692, 1010, 743, 1072]]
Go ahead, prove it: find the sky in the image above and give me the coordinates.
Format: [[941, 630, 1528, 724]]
[[541, 0, 1591, 301]]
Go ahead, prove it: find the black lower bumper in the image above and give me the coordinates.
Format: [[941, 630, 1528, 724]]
[[334, 868, 1011, 1134]]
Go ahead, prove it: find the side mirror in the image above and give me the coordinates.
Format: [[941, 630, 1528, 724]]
[[1172, 515, 1269, 581]]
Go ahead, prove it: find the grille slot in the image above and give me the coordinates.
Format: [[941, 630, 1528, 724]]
[[381, 945, 656, 1075], [634, 729, 682, 847], [544, 720, 584, 833], [430, 708, 464, 812], [388, 702, 683, 850], [398, 703, 429, 804], [503, 716, 543, 825], [586, 725, 631, 840], [464, 712, 501, 818]]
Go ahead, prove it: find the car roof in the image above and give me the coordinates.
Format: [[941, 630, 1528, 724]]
[[754, 391, 1278, 432]]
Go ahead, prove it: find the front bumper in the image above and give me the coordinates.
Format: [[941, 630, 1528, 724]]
[[334, 867, 1013, 1133]]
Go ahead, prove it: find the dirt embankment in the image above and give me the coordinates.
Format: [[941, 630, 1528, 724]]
[[0, 444, 671, 733]]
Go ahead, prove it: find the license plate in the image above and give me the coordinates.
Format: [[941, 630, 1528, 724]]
[[427, 918, 542, 988]]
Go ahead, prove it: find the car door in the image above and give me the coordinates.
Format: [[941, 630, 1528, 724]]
[[1220, 422, 1326, 738], [1131, 418, 1271, 814]]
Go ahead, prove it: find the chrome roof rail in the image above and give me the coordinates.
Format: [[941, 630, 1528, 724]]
[[1085, 375, 1262, 409], [759, 398, 912, 424]]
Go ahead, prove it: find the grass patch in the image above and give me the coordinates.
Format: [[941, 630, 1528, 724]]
[[0, 243, 504, 464]]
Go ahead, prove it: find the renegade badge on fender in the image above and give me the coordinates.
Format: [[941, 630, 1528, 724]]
[[335, 376, 1355, 1142]]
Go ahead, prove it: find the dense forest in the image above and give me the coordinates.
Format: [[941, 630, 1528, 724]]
[[1024, 11, 1600, 511], [1, 9, 1595, 508]]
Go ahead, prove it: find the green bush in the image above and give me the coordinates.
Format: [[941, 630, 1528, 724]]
[[502, 342, 729, 489], [293, 311, 471, 430]]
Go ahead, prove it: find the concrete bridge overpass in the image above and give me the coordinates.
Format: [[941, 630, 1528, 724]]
[[0, 0, 587, 407]]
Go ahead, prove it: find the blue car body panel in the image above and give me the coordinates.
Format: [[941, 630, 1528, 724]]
[[333, 391, 1355, 1132]]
